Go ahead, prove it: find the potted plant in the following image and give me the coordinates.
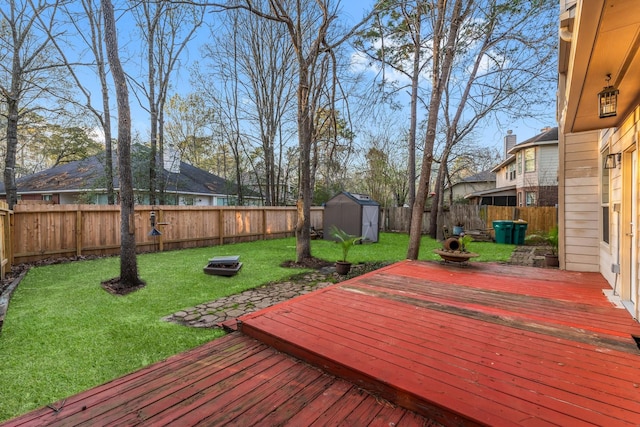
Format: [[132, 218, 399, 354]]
[[434, 233, 479, 263], [330, 225, 361, 275], [544, 226, 559, 267]]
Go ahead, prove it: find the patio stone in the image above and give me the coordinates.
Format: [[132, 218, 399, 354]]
[[164, 252, 539, 329]]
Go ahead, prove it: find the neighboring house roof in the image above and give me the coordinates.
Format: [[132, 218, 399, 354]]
[[507, 127, 558, 154], [491, 127, 558, 172], [460, 170, 496, 183], [0, 150, 252, 198], [444, 170, 496, 191], [465, 185, 517, 199]]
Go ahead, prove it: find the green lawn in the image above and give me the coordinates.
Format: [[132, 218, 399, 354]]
[[0, 233, 514, 422]]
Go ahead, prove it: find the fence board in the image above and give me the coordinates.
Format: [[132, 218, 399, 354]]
[[381, 205, 557, 237], [6, 203, 556, 266], [0, 201, 10, 277], [485, 206, 557, 235], [11, 205, 323, 264]]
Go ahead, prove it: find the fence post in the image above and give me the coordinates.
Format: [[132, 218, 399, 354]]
[[76, 208, 83, 257], [218, 207, 224, 245], [7, 211, 13, 270], [158, 208, 164, 252], [262, 208, 267, 240], [0, 208, 9, 278]]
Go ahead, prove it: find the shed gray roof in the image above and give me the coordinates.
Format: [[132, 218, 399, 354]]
[[327, 191, 380, 206]]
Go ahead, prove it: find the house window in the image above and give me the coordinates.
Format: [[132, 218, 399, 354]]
[[517, 152, 522, 174], [602, 207, 610, 244], [601, 150, 610, 244], [517, 192, 523, 207], [525, 191, 537, 206], [524, 148, 536, 172], [508, 164, 516, 181], [42, 194, 53, 201], [95, 194, 109, 205]]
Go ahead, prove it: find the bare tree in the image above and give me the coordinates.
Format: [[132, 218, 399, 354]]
[[352, 120, 410, 207], [164, 92, 217, 170], [47, 0, 117, 204], [130, 0, 204, 205], [223, 1, 377, 262], [194, 17, 249, 206], [406, 0, 470, 259], [427, 0, 557, 239], [198, 5, 297, 206], [0, 0, 66, 208], [101, 0, 143, 291], [355, 0, 433, 212]]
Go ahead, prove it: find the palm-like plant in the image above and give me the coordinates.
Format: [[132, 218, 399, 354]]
[[330, 225, 361, 262]]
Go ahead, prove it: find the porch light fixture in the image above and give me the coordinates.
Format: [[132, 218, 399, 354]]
[[598, 74, 619, 118], [604, 152, 621, 169]]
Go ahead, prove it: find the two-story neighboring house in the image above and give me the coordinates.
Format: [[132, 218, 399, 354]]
[[489, 127, 559, 207]]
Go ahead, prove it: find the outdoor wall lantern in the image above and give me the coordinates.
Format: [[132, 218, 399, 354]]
[[598, 74, 619, 118], [604, 152, 621, 169]]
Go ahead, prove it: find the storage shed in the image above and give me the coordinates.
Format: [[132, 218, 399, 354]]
[[324, 192, 380, 243]]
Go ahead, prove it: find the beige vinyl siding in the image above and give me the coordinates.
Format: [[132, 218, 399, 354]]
[[538, 146, 559, 186], [561, 131, 600, 272]]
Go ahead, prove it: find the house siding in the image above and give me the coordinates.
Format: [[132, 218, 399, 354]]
[[495, 162, 515, 188], [538, 146, 559, 186], [604, 108, 640, 316], [560, 131, 601, 272]]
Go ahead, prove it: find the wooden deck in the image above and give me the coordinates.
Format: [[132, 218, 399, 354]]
[[239, 260, 640, 426], [4, 260, 640, 426], [2, 332, 434, 426]]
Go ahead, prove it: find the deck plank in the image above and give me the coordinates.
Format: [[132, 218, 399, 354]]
[[5, 260, 640, 427], [240, 260, 640, 426], [1, 333, 432, 427]]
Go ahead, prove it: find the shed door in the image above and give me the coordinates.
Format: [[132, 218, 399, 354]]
[[361, 206, 379, 242]]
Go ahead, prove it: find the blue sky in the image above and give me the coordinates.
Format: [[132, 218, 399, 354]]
[[337, 0, 557, 150], [114, 0, 556, 152]]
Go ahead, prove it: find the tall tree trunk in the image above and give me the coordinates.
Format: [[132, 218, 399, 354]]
[[158, 104, 166, 205], [407, 0, 465, 260], [430, 158, 447, 239], [100, 66, 115, 205], [148, 40, 158, 206], [296, 67, 312, 262], [4, 98, 19, 209], [407, 6, 421, 215], [102, 0, 143, 289]]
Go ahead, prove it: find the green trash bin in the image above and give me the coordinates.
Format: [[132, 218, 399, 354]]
[[493, 220, 514, 244], [512, 220, 528, 245]]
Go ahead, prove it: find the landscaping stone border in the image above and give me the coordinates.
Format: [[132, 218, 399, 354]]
[[0, 270, 27, 334]]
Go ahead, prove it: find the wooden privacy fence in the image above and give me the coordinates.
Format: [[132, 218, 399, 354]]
[[483, 206, 557, 235], [382, 205, 557, 235], [0, 201, 11, 277], [9, 203, 557, 266], [12, 204, 324, 264]]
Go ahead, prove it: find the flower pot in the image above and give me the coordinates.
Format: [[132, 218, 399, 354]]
[[544, 254, 559, 268], [335, 261, 352, 275]]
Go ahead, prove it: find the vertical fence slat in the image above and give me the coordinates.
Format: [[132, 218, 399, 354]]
[[76, 209, 82, 257], [5, 204, 557, 267]]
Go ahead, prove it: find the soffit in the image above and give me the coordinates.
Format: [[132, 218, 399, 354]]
[[564, 0, 640, 133]]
